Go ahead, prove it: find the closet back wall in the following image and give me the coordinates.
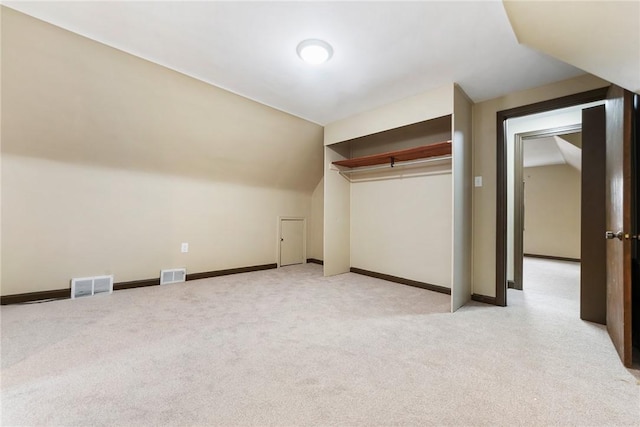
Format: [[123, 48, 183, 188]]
[[0, 8, 324, 296], [350, 169, 452, 287]]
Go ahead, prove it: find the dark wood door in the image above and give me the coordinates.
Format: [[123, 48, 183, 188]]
[[581, 105, 607, 324], [605, 85, 634, 367]]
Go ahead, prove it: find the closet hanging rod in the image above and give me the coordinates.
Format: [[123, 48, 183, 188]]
[[334, 154, 452, 174]]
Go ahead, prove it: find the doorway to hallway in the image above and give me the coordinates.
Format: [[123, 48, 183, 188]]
[[497, 87, 639, 368], [511, 126, 583, 292], [506, 100, 604, 320]]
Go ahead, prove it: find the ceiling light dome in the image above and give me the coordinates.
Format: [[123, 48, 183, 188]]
[[297, 39, 333, 65]]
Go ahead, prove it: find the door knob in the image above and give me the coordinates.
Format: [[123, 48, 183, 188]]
[[605, 231, 640, 240], [605, 230, 624, 240]]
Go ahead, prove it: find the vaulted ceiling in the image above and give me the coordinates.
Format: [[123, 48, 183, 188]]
[[2, 0, 640, 124], [0, 1, 598, 124], [504, 0, 640, 95], [524, 134, 582, 171]]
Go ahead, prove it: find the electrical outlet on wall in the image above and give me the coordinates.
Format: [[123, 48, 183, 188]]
[[474, 176, 483, 187], [181, 243, 189, 253]]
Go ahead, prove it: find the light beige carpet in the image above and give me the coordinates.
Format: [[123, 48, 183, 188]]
[[1, 262, 638, 426]]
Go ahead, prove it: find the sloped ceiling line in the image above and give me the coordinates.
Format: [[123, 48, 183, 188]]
[[554, 135, 582, 171], [2, 1, 585, 125], [503, 0, 640, 95]]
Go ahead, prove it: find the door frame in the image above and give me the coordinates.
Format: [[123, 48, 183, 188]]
[[277, 216, 307, 267], [632, 93, 639, 354], [495, 87, 609, 306], [512, 124, 582, 290]]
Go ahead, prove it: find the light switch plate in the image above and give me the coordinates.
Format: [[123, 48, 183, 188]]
[[181, 243, 189, 253], [474, 176, 483, 187]]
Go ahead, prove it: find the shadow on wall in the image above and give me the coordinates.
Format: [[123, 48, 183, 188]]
[[2, 7, 324, 192]]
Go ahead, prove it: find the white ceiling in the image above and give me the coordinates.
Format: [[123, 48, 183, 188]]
[[524, 136, 566, 168], [504, 0, 640, 94], [2, 1, 586, 125], [554, 135, 581, 171], [523, 135, 581, 171]]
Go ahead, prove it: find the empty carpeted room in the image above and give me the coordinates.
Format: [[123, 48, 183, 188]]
[[1, 2, 639, 426]]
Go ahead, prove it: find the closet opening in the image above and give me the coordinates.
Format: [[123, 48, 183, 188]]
[[331, 116, 455, 298], [324, 83, 474, 313]]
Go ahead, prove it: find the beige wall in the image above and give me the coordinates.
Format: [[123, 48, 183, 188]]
[[350, 166, 453, 287], [2, 156, 314, 295], [523, 164, 580, 259], [472, 74, 608, 297], [1, 8, 324, 295], [324, 85, 453, 145], [308, 178, 324, 261], [451, 85, 473, 310], [323, 144, 351, 275]]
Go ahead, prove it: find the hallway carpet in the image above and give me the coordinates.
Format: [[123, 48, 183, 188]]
[[2, 262, 638, 425]]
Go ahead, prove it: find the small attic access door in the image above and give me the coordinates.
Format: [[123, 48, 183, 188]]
[[279, 218, 305, 267]]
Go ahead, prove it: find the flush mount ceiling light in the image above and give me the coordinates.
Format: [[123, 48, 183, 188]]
[[296, 39, 333, 65]]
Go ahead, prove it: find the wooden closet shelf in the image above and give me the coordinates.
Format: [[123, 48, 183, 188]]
[[332, 141, 452, 169]]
